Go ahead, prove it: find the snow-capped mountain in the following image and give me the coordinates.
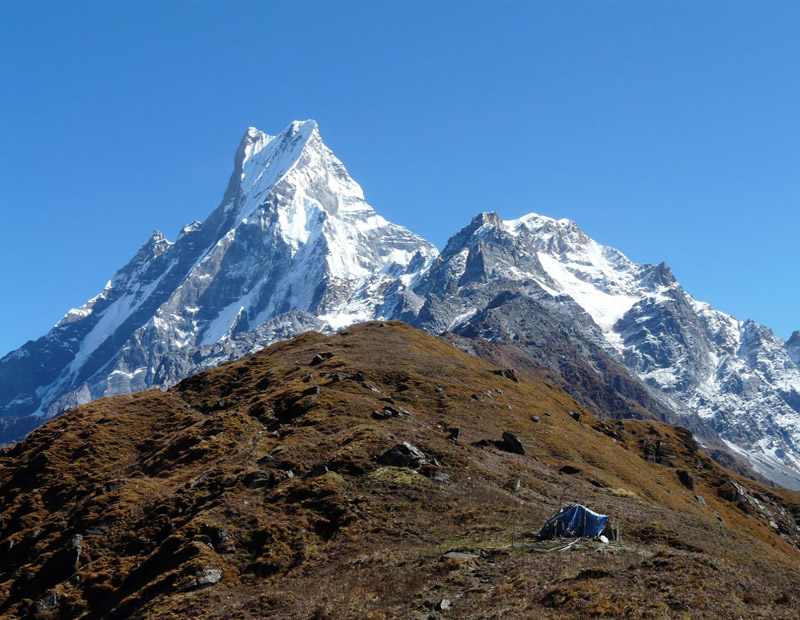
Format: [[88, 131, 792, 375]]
[[398, 212, 800, 487], [0, 120, 436, 435], [3, 120, 800, 488]]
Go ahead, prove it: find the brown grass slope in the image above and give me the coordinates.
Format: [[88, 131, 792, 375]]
[[1, 321, 800, 619], [444, 331, 766, 483]]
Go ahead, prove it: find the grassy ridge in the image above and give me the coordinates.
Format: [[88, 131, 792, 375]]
[[1, 321, 800, 618]]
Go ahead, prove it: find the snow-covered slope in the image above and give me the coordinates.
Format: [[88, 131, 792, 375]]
[[517, 215, 800, 485], [524, 215, 800, 486], [0, 120, 436, 433]]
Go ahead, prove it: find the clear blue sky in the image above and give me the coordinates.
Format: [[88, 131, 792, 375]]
[[1, 0, 799, 356]]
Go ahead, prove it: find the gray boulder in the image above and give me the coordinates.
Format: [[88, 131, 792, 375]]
[[377, 442, 427, 468], [34, 591, 57, 614]]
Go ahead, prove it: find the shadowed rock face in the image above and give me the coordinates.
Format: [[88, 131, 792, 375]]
[[788, 331, 800, 366], [3, 123, 800, 489]]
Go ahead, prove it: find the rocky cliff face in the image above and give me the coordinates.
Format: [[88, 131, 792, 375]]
[[787, 331, 800, 367], [390, 213, 685, 427], [2, 121, 800, 489]]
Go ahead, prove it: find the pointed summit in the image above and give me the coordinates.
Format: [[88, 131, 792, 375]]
[[438, 211, 506, 262], [0, 120, 437, 436], [237, 120, 319, 168], [217, 120, 435, 277], [222, 120, 321, 215], [220, 118, 379, 234]]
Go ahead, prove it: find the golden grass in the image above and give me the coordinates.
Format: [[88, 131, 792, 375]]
[[1, 321, 800, 618]]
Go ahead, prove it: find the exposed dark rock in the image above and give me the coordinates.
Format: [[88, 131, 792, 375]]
[[431, 470, 452, 485], [208, 527, 235, 553], [95, 479, 127, 495], [495, 368, 520, 382], [34, 591, 58, 613], [372, 406, 412, 420], [307, 464, 329, 478], [677, 469, 695, 491], [291, 396, 318, 415], [568, 411, 581, 423], [377, 442, 427, 468], [244, 471, 270, 488], [70, 533, 83, 566], [470, 439, 494, 449], [310, 354, 325, 366], [420, 462, 452, 485], [256, 454, 275, 467], [177, 568, 223, 592], [559, 465, 581, 475], [498, 431, 525, 455], [447, 427, 460, 440]]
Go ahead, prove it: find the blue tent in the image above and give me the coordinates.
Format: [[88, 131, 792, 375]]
[[537, 504, 609, 539]]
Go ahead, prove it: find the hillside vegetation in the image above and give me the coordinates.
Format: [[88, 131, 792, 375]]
[[2, 322, 800, 619]]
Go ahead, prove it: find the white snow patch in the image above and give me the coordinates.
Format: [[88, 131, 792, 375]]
[[200, 303, 245, 346], [448, 308, 478, 331], [236, 121, 318, 226], [536, 252, 640, 334]]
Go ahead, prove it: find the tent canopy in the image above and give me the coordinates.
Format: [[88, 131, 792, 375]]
[[537, 504, 608, 539]]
